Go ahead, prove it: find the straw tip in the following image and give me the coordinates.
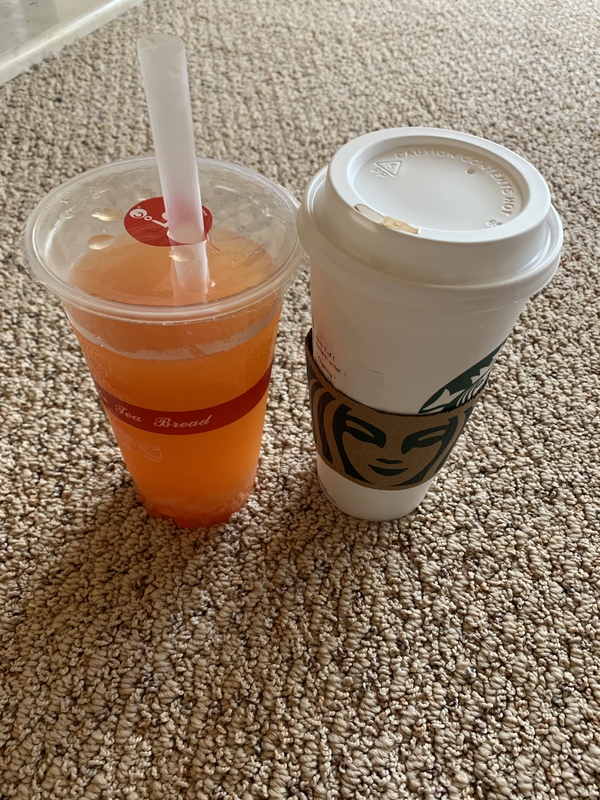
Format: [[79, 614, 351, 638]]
[[137, 33, 185, 58]]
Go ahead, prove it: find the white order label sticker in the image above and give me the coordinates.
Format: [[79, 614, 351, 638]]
[[313, 328, 384, 406]]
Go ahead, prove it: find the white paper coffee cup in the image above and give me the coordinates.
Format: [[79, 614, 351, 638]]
[[298, 128, 562, 521]]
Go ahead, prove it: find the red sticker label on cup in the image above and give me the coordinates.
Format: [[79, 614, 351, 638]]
[[93, 365, 272, 435], [124, 196, 213, 247]]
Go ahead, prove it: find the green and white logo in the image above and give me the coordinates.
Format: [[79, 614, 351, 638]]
[[419, 341, 505, 414]]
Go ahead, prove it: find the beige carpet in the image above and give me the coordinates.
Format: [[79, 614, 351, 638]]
[[1, 0, 599, 797]]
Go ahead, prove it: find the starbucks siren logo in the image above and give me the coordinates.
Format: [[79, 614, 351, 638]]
[[419, 341, 506, 414]]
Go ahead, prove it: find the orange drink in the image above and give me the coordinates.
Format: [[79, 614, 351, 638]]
[[69, 232, 280, 526], [23, 157, 303, 527]]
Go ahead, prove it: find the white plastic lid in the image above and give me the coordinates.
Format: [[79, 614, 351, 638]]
[[298, 128, 562, 305]]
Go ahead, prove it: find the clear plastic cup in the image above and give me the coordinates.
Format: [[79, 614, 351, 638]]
[[298, 128, 563, 521], [23, 156, 304, 527]]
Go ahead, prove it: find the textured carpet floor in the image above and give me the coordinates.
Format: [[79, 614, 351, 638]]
[[1, 0, 599, 797]]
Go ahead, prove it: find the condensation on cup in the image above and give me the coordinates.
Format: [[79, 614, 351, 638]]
[[298, 128, 563, 521]]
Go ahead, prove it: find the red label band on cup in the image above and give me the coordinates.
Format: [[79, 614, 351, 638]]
[[94, 365, 272, 435], [124, 196, 213, 247]]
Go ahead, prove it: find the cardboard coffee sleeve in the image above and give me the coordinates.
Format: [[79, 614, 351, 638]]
[[306, 331, 482, 491]]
